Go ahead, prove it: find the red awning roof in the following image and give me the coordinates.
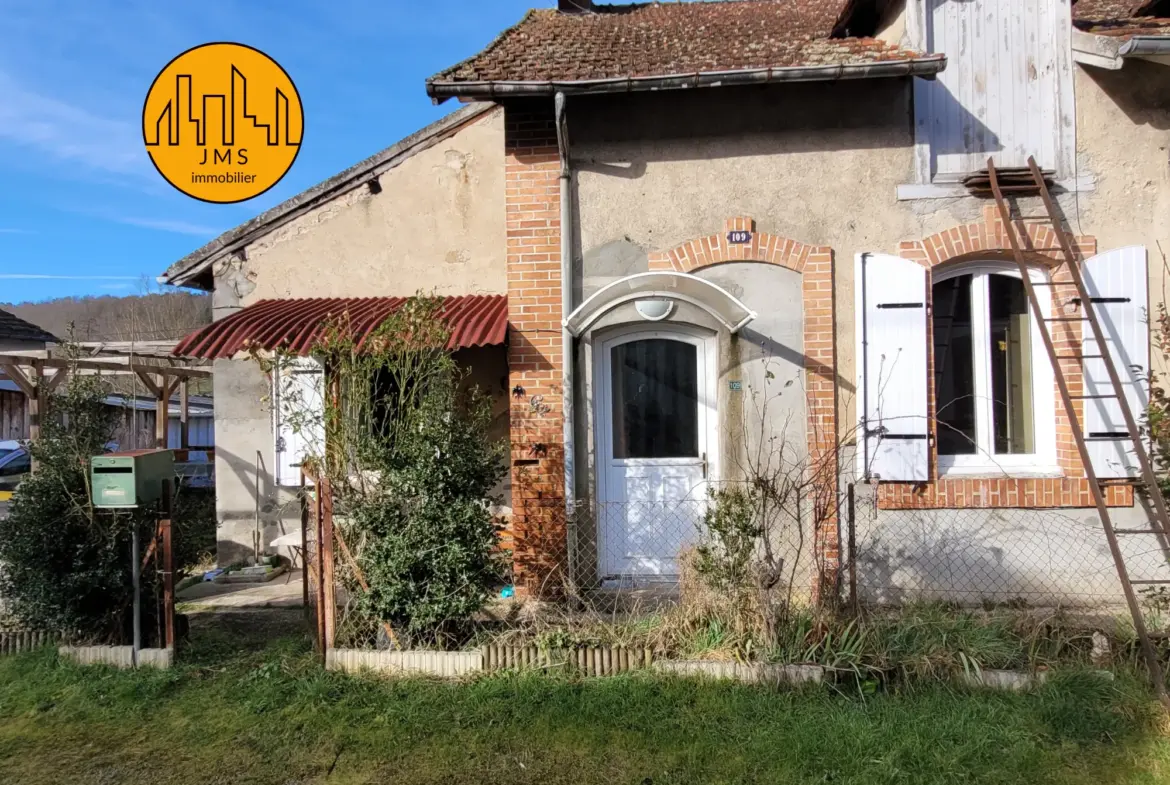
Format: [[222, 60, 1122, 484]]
[[173, 295, 508, 359]]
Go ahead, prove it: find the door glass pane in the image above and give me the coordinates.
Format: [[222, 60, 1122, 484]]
[[611, 339, 699, 459], [933, 275, 977, 455], [989, 274, 1034, 454]]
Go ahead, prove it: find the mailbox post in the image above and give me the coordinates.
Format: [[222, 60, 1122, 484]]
[[90, 449, 176, 665]]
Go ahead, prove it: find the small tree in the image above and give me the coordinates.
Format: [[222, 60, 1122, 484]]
[[0, 372, 155, 643], [273, 295, 506, 647]]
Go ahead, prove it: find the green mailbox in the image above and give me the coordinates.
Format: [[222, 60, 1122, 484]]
[[91, 450, 175, 509]]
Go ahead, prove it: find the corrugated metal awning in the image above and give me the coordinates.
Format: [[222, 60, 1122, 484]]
[[173, 295, 508, 359]]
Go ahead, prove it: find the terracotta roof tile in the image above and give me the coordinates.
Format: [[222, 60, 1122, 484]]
[[1073, 0, 1170, 36], [428, 1, 941, 91]]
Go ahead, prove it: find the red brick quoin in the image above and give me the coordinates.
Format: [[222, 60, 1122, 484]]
[[505, 102, 566, 596], [879, 207, 1131, 510]]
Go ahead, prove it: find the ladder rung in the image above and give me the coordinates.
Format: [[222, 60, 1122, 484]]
[[1113, 529, 1166, 535], [1029, 281, 1073, 286], [1129, 580, 1170, 586], [1043, 317, 1089, 322], [1054, 354, 1103, 360], [1071, 394, 1117, 400]]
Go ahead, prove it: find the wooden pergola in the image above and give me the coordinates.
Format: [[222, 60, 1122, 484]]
[[0, 352, 212, 450]]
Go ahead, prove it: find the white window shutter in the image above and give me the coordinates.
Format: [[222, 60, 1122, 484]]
[[1082, 247, 1149, 479], [273, 357, 325, 487], [855, 253, 930, 481]]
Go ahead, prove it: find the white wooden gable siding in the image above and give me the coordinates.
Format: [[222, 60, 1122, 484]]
[[914, 0, 1075, 181], [855, 254, 930, 482], [1082, 247, 1149, 479]]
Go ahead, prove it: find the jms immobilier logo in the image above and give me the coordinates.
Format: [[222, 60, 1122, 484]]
[[143, 42, 303, 203]]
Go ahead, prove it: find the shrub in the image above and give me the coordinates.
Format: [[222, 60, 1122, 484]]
[[352, 383, 505, 644], [694, 485, 763, 595], [0, 373, 157, 643], [281, 295, 507, 646]]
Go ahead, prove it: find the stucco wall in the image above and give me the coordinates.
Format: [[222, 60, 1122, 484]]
[[212, 106, 506, 315], [207, 107, 510, 564], [571, 81, 919, 464], [848, 475, 1169, 608], [1074, 61, 1170, 371]]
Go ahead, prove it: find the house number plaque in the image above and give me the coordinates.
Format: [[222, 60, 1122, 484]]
[[727, 230, 752, 244]]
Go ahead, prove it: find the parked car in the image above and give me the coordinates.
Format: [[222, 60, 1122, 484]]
[[0, 445, 30, 493]]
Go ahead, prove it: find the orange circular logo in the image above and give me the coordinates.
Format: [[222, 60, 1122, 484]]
[[143, 42, 303, 203]]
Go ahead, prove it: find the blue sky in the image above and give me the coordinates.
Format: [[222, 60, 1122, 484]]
[[0, 0, 536, 304]]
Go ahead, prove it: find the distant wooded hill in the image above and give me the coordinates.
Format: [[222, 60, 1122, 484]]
[[2, 291, 211, 343]]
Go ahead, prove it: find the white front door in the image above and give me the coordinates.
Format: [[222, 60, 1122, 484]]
[[596, 329, 716, 579]]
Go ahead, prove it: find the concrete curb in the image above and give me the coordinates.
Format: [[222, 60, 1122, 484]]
[[654, 660, 825, 685], [326, 649, 481, 677], [59, 646, 173, 669]]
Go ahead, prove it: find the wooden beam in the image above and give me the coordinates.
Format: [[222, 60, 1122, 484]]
[[0, 354, 211, 380], [155, 373, 171, 449], [27, 362, 44, 444], [0, 363, 35, 398], [179, 378, 190, 449], [42, 368, 69, 396], [135, 370, 162, 398]]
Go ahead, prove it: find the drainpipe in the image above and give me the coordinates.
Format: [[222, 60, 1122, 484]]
[[554, 92, 575, 518]]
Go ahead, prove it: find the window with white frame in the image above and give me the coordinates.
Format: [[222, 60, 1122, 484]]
[[931, 265, 1056, 474], [910, 0, 1075, 183], [856, 249, 1150, 484]]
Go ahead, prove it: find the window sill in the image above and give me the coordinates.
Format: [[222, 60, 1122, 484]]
[[938, 465, 1064, 480], [896, 176, 1096, 201]]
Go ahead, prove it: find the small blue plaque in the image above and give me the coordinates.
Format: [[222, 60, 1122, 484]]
[[729, 380, 743, 391], [727, 230, 752, 244]]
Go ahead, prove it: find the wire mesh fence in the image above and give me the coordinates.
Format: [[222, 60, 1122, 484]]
[[845, 483, 1170, 614], [306, 483, 823, 653], [299, 477, 1170, 655]]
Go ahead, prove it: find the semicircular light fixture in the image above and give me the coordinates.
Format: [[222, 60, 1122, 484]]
[[635, 298, 674, 322]]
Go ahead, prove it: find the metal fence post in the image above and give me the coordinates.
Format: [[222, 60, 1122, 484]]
[[847, 482, 858, 614], [160, 478, 176, 651], [321, 477, 336, 653], [314, 477, 327, 658]]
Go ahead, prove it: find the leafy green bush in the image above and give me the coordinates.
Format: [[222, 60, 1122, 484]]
[[694, 485, 763, 595], [291, 295, 507, 646], [0, 374, 157, 643]]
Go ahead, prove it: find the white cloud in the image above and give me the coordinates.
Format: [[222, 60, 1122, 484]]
[[0, 70, 144, 176], [0, 228, 31, 234]]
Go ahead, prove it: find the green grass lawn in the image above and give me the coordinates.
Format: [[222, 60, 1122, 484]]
[[0, 612, 1169, 785]]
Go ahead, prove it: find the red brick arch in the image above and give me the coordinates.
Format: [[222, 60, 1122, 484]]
[[649, 216, 840, 574], [897, 206, 1096, 270], [648, 217, 830, 274]]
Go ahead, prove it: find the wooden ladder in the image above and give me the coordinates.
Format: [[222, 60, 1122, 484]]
[[988, 156, 1170, 705]]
